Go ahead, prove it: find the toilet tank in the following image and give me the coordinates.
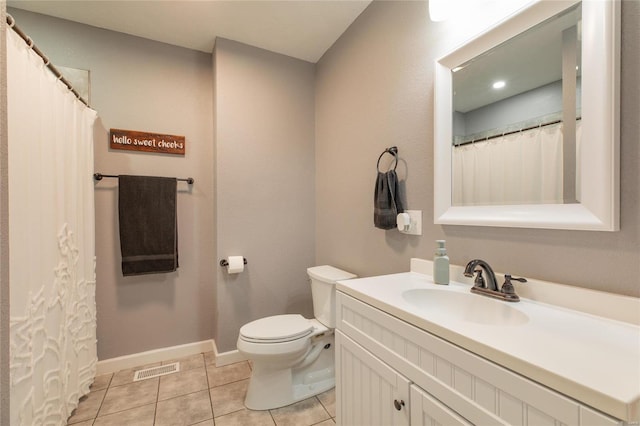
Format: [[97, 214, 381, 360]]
[[307, 265, 356, 328]]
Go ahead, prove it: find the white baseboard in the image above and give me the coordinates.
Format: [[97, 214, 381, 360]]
[[96, 340, 215, 375], [212, 339, 247, 367]]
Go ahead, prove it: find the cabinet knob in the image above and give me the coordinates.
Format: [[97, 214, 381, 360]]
[[393, 399, 405, 411]]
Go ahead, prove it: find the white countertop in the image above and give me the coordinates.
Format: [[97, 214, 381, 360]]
[[337, 270, 640, 422]]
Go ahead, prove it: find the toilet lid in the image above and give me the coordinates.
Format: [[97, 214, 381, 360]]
[[240, 314, 314, 343]]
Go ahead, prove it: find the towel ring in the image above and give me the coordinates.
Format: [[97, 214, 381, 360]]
[[377, 146, 398, 172]]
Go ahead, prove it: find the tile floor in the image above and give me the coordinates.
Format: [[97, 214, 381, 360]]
[[67, 352, 336, 426]]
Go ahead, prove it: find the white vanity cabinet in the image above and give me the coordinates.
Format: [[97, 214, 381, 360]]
[[337, 330, 471, 426], [335, 291, 625, 426], [336, 331, 410, 426]]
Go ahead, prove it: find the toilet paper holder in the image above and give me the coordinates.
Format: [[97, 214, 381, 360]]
[[219, 257, 248, 267]]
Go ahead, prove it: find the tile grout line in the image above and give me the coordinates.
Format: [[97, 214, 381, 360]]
[[88, 374, 111, 426], [316, 393, 334, 423], [316, 395, 331, 424], [153, 369, 161, 425], [84, 384, 159, 421], [153, 355, 204, 424], [204, 352, 216, 423], [66, 373, 111, 425], [268, 406, 277, 426], [90, 373, 114, 425]]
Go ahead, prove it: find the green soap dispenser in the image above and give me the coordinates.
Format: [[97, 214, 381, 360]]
[[434, 240, 449, 285]]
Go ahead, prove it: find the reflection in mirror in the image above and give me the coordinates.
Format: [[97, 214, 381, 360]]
[[434, 0, 619, 231], [451, 4, 581, 207]]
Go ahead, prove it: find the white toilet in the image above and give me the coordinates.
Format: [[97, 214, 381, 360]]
[[237, 265, 356, 410]]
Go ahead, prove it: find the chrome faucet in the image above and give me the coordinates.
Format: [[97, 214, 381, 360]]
[[464, 259, 526, 302]]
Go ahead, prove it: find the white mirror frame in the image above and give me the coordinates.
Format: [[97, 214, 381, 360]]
[[434, 0, 620, 231]]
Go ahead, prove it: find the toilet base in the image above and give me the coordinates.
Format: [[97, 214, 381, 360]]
[[244, 334, 335, 410]]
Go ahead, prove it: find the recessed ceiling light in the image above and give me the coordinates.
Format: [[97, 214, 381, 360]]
[[492, 81, 506, 89]]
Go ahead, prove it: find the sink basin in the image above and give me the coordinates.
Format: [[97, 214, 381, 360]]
[[402, 289, 529, 326]]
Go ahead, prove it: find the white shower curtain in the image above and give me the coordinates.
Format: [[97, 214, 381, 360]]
[[452, 121, 580, 206], [7, 27, 98, 426]]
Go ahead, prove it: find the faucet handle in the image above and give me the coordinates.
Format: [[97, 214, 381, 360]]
[[501, 274, 527, 296], [471, 269, 485, 288]]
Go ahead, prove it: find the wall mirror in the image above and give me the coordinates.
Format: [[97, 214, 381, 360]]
[[434, 0, 620, 231]]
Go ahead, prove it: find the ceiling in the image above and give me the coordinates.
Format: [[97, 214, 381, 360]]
[[7, 0, 372, 63], [453, 3, 581, 113]]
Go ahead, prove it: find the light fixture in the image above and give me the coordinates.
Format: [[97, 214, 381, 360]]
[[429, 0, 453, 22], [492, 80, 506, 89]]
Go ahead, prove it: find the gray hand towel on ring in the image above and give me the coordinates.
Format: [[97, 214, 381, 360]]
[[374, 170, 404, 230]]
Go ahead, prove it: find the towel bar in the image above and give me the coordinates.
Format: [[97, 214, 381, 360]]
[[94, 173, 194, 184]]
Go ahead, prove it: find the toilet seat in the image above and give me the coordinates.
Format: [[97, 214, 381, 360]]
[[239, 314, 314, 344]]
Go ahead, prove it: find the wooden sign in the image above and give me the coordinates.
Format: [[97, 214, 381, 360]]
[[110, 128, 186, 156]]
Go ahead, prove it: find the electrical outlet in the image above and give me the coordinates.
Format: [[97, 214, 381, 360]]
[[404, 210, 422, 235]]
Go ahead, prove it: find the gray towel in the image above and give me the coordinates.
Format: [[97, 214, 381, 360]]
[[374, 170, 404, 230], [118, 175, 178, 276]]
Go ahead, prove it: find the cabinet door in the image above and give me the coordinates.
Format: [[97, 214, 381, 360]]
[[336, 331, 410, 426], [410, 385, 472, 426]]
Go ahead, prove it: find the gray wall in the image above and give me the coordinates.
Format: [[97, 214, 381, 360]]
[[315, 0, 639, 297], [315, 0, 433, 277], [213, 39, 316, 352], [8, 8, 217, 359], [1, 1, 10, 423]]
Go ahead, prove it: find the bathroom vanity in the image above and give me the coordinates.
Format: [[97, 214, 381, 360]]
[[335, 259, 639, 425]]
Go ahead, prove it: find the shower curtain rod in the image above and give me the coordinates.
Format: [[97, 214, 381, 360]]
[[6, 14, 90, 107], [94, 173, 195, 185], [454, 116, 582, 147]]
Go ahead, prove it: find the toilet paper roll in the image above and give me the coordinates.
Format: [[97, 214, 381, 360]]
[[226, 256, 245, 274]]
